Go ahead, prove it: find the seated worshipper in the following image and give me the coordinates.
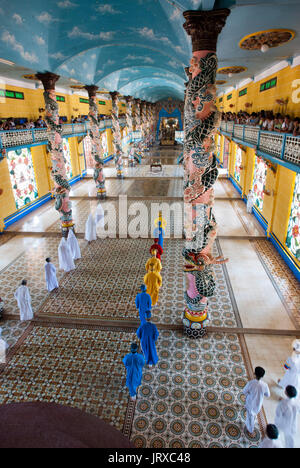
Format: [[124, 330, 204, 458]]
[[144, 261, 163, 306], [14, 280, 34, 322], [275, 385, 300, 449], [137, 311, 159, 367], [135, 285, 152, 324], [243, 366, 270, 436], [259, 424, 282, 449], [67, 229, 81, 260], [85, 213, 97, 242], [58, 237, 76, 273], [45, 258, 59, 292], [123, 342, 145, 401], [278, 339, 300, 393], [0, 327, 9, 364]]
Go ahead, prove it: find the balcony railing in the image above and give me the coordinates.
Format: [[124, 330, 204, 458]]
[[0, 117, 126, 151], [219, 122, 300, 169]]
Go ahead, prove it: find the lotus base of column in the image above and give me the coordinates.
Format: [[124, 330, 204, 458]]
[[182, 308, 209, 339]]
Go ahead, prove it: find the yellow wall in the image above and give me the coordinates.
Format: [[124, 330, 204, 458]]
[[218, 64, 300, 116], [0, 83, 113, 121]]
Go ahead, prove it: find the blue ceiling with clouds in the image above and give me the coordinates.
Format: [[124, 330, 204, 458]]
[[0, 0, 299, 102]]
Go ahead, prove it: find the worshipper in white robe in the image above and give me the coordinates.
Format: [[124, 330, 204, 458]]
[[45, 258, 59, 292], [243, 366, 270, 435], [278, 339, 300, 393], [259, 424, 283, 448], [58, 238, 76, 272], [0, 327, 8, 364], [85, 213, 97, 242], [95, 203, 105, 229], [247, 189, 255, 213], [275, 385, 300, 449], [67, 229, 81, 260], [14, 280, 34, 322]]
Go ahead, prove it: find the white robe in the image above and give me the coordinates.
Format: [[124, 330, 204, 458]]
[[67, 230, 81, 260], [247, 192, 255, 213], [14, 285, 34, 321], [85, 214, 97, 242], [275, 398, 300, 436], [0, 330, 8, 363], [243, 379, 270, 415], [45, 262, 59, 292], [95, 204, 105, 229], [259, 438, 283, 449], [279, 355, 300, 392], [58, 238, 76, 272]]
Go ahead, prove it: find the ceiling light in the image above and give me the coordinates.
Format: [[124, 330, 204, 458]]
[[0, 58, 15, 66], [261, 44, 269, 53]]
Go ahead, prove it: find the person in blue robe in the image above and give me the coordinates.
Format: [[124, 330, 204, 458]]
[[135, 284, 152, 324], [122, 342, 145, 400], [136, 311, 159, 367]]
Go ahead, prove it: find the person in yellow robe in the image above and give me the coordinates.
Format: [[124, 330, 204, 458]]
[[144, 259, 162, 306]]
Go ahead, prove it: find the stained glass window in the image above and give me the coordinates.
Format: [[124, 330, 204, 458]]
[[7, 148, 38, 210], [62, 138, 73, 179], [252, 155, 268, 211], [101, 132, 108, 157], [286, 174, 300, 260], [234, 147, 243, 184]]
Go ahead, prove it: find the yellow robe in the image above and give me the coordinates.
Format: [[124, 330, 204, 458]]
[[145, 257, 162, 273], [144, 271, 162, 306]]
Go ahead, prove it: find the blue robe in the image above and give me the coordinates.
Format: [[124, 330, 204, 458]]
[[135, 292, 152, 324], [123, 352, 145, 397], [137, 322, 159, 366]]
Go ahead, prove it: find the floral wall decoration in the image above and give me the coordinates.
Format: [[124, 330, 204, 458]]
[[101, 132, 108, 157], [62, 138, 73, 180], [286, 173, 300, 260], [83, 135, 93, 169], [252, 155, 268, 211], [7, 147, 38, 210], [234, 147, 243, 184]]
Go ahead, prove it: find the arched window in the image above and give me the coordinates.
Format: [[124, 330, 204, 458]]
[[286, 174, 300, 260], [252, 156, 268, 212], [62, 138, 73, 179], [7, 147, 38, 210]]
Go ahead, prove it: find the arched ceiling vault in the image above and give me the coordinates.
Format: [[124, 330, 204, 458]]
[[0, 0, 299, 102]]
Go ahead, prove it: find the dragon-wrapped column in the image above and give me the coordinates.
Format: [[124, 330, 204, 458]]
[[125, 95, 136, 167], [182, 9, 230, 338], [85, 85, 106, 199], [110, 91, 124, 179], [36, 72, 74, 236]]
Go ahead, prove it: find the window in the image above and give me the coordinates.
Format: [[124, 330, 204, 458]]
[[79, 98, 89, 104], [260, 77, 277, 92], [239, 88, 247, 97], [62, 138, 73, 179], [56, 95, 65, 102], [83, 135, 93, 169], [252, 155, 268, 211], [286, 174, 300, 260], [219, 97, 223, 103], [0, 89, 24, 99], [7, 148, 38, 210], [101, 132, 108, 157], [234, 147, 243, 184], [227, 94, 232, 101], [99, 101, 106, 105]]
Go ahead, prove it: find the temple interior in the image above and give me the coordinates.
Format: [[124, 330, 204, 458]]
[[0, 0, 299, 450]]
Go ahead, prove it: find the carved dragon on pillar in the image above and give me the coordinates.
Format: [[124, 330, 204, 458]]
[[125, 96, 136, 167], [36, 72, 73, 236], [110, 91, 124, 178], [85, 85, 106, 199], [182, 9, 230, 338]]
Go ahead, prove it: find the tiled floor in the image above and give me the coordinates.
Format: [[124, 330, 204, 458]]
[[0, 146, 299, 448]]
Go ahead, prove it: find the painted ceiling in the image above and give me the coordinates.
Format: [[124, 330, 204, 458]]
[[0, 0, 299, 102]]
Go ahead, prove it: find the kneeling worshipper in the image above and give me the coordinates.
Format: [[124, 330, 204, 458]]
[[123, 342, 145, 401], [58, 237, 76, 273], [144, 261, 162, 306], [278, 339, 300, 393], [259, 424, 282, 449], [14, 280, 34, 322], [0, 328, 9, 364], [85, 213, 97, 242], [67, 229, 81, 260], [135, 284, 152, 324], [45, 258, 59, 292], [136, 311, 159, 367]]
